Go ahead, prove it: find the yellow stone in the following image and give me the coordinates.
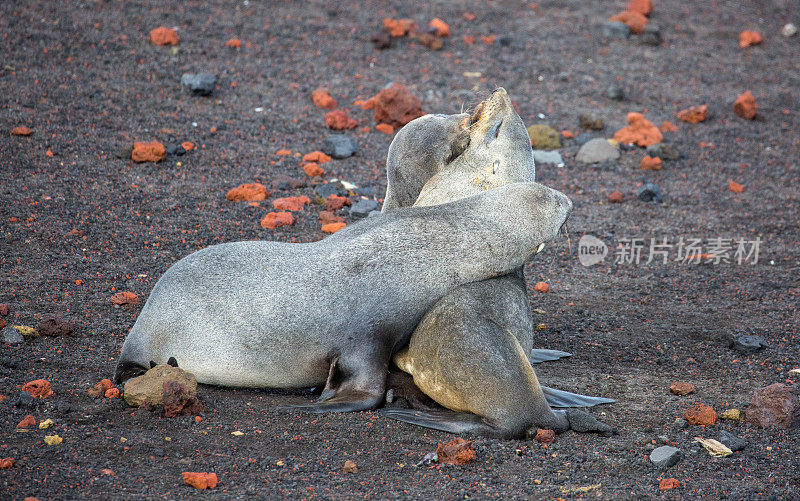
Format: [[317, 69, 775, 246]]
[[13, 325, 39, 339], [38, 419, 54, 429], [44, 435, 63, 445]]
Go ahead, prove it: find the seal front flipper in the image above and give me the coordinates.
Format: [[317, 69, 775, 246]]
[[378, 408, 507, 438], [541, 386, 615, 408], [529, 349, 572, 363]]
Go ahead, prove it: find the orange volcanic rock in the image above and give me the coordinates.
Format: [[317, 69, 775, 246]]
[[429, 18, 450, 37], [677, 105, 708, 123], [383, 18, 417, 37], [226, 183, 269, 202], [659, 478, 680, 490], [318, 211, 344, 225], [0, 458, 14, 469], [273, 196, 310, 211], [463, 35, 476, 44], [627, 0, 653, 16], [609, 11, 648, 34], [110, 291, 140, 305], [321, 222, 346, 234], [105, 387, 120, 398], [481, 35, 496, 45], [613, 113, 663, 147], [88, 379, 114, 398], [17, 415, 36, 428], [728, 181, 744, 193], [11, 126, 32, 136], [733, 91, 757, 119], [534, 282, 549, 292], [369, 84, 424, 128], [669, 382, 695, 395], [22, 379, 53, 399], [312, 88, 338, 110], [375, 123, 394, 134], [303, 162, 325, 177], [325, 110, 358, 130], [302, 151, 332, 163], [132, 141, 166, 163], [276, 149, 292, 156], [225, 38, 241, 48], [437, 438, 476, 465], [534, 429, 555, 443], [182, 472, 218, 489], [738, 31, 763, 48], [260, 212, 294, 229], [181, 141, 194, 151], [641, 155, 663, 170], [149, 27, 178, 46], [660, 121, 678, 132], [607, 190, 624, 203], [684, 404, 717, 426]]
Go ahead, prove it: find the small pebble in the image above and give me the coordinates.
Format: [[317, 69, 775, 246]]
[[181, 73, 217, 96], [649, 445, 682, 468], [636, 182, 663, 203], [349, 199, 379, 218], [602, 21, 631, 39]]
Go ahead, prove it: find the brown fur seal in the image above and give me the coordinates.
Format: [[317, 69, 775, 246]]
[[115, 176, 572, 414], [379, 89, 613, 437]]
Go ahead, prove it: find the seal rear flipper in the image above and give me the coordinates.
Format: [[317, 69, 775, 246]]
[[378, 408, 507, 438], [278, 389, 383, 414], [529, 349, 572, 363], [542, 386, 615, 408], [114, 360, 148, 385], [565, 409, 617, 436]]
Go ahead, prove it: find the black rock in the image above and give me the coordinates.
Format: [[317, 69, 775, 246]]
[[371, 29, 392, 50], [646, 143, 680, 160], [575, 133, 596, 146], [314, 183, 347, 199], [636, 182, 663, 203], [115, 146, 133, 160], [641, 24, 662, 46], [181, 73, 217, 96], [602, 21, 631, 39], [165, 144, 178, 156], [322, 135, 357, 159], [13, 391, 38, 410], [733, 334, 766, 353], [718, 430, 746, 452], [498, 35, 511, 46], [349, 199, 379, 218], [57, 401, 72, 414], [606, 84, 626, 101]]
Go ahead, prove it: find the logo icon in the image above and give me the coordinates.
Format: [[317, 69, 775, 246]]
[[578, 235, 608, 267]]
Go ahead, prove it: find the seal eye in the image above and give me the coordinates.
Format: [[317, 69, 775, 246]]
[[446, 133, 470, 164]]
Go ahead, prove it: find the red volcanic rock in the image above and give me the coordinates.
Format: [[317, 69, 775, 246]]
[[321, 222, 346, 234], [225, 38, 241, 48], [22, 379, 54, 399], [609, 11, 648, 34], [429, 18, 450, 37], [11, 126, 32, 136], [37, 316, 74, 337], [746, 383, 800, 429], [534, 429, 555, 443], [660, 121, 678, 132], [318, 211, 344, 225], [325, 194, 351, 211], [677, 105, 708, 123], [670, 382, 695, 395], [276, 149, 292, 156], [273, 196, 310, 212], [0, 303, 9, 316], [613, 113, 663, 147], [607, 190, 624, 203], [481, 35, 496, 45], [182, 472, 218, 489], [375, 123, 395, 134], [729, 181, 744, 193], [325, 110, 358, 130], [311, 88, 338, 110], [627, 0, 653, 16], [163, 381, 203, 418], [88, 379, 114, 398], [226, 183, 269, 202], [260, 212, 294, 229], [383, 18, 417, 37], [110, 291, 140, 305], [104, 387, 120, 398], [641, 155, 663, 170], [302, 151, 331, 164], [17, 415, 36, 428], [0, 458, 14, 469], [370, 84, 424, 129], [132, 141, 166, 163], [181, 141, 194, 151], [734, 91, 757, 119], [436, 437, 476, 465], [534, 282, 549, 293], [303, 162, 325, 177], [684, 404, 717, 425], [738, 31, 763, 48], [149, 27, 178, 46]]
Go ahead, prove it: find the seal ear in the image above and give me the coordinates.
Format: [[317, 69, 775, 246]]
[[149, 361, 157, 369], [167, 357, 179, 367]]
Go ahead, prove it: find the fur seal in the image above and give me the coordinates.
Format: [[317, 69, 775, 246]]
[[379, 88, 613, 437], [115, 180, 572, 414]]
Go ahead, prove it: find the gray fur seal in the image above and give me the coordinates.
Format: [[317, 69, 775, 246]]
[[115, 179, 572, 413], [379, 88, 613, 437]]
